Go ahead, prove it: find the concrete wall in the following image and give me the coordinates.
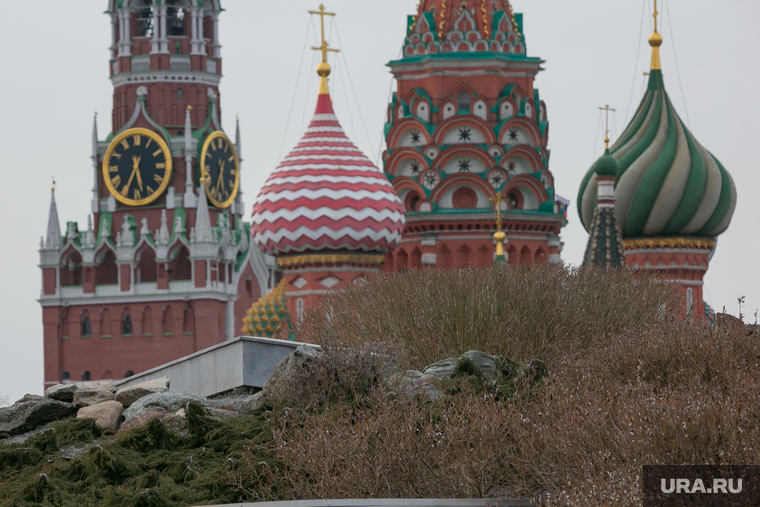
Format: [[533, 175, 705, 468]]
[[113, 336, 319, 397]]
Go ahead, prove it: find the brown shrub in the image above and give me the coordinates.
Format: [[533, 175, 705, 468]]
[[256, 318, 760, 506], [298, 266, 679, 367]]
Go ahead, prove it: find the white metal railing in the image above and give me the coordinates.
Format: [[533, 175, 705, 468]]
[[206, 58, 217, 74], [171, 56, 191, 71], [131, 57, 150, 72]]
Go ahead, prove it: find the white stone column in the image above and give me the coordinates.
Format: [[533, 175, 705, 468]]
[[190, 8, 201, 55], [118, 9, 132, 57], [110, 14, 118, 59], [159, 6, 169, 54], [211, 11, 221, 58], [183, 106, 196, 209], [150, 6, 160, 54], [225, 300, 234, 340]]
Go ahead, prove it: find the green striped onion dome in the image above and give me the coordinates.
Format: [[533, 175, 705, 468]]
[[578, 71, 737, 238]]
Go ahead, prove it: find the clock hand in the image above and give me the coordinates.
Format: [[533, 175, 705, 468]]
[[125, 157, 139, 191], [132, 156, 144, 191], [216, 160, 225, 192]]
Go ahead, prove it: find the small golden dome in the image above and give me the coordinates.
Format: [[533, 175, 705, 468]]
[[648, 32, 663, 48], [317, 62, 331, 77], [493, 231, 507, 243]]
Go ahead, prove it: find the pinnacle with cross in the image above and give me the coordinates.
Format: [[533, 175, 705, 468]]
[[599, 104, 616, 150], [309, 5, 340, 65], [489, 191, 508, 232]]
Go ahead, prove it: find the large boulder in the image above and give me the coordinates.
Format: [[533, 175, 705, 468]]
[[115, 377, 170, 408], [0, 398, 76, 436], [238, 345, 319, 413], [76, 401, 123, 430], [459, 350, 501, 381], [117, 410, 185, 433], [390, 370, 443, 401], [45, 381, 115, 403], [422, 357, 458, 379], [72, 387, 115, 409], [122, 390, 206, 421]]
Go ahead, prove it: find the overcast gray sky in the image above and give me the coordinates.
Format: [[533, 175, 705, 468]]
[[1, 0, 758, 404]]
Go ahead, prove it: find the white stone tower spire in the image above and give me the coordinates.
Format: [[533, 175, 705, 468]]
[[184, 105, 196, 209], [45, 183, 62, 250], [91, 113, 99, 214], [194, 185, 214, 243]]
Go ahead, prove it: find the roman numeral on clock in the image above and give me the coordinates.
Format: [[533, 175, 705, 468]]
[[111, 175, 122, 187], [133, 134, 141, 146], [120, 139, 129, 150], [154, 174, 164, 184]]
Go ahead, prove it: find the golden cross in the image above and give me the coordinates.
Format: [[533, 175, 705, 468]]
[[309, 5, 340, 64], [599, 104, 616, 150], [489, 191, 508, 232], [51, 178, 56, 193], [653, 0, 659, 34]]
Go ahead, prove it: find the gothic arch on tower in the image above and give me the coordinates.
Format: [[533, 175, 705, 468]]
[[387, 118, 431, 150], [430, 174, 495, 209], [498, 118, 542, 147], [435, 117, 496, 146], [501, 145, 544, 175], [502, 175, 550, 211], [385, 148, 429, 177], [94, 245, 119, 285], [391, 177, 426, 213], [436, 145, 495, 174]]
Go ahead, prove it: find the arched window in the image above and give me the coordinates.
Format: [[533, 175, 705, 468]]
[[136, 248, 157, 283], [103, 370, 113, 380], [177, 88, 184, 99], [456, 245, 472, 267], [245, 275, 253, 299], [95, 249, 118, 285], [124, 370, 134, 379], [81, 311, 92, 338], [395, 249, 408, 271], [122, 309, 133, 336], [60, 251, 83, 287], [167, 0, 187, 36], [458, 92, 471, 112], [142, 307, 153, 336], [137, 3, 154, 37], [183, 307, 194, 335], [61, 371, 70, 383], [410, 248, 422, 269], [438, 245, 452, 269], [162, 306, 174, 335], [81, 371, 91, 381], [100, 308, 112, 337], [169, 246, 192, 281]]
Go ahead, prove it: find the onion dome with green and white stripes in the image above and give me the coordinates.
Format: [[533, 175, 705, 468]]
[[578, 35, 736, 239]]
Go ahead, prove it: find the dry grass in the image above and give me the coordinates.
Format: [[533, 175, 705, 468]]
[[298, 266, 679, 368], [261, 318, 760, 506]]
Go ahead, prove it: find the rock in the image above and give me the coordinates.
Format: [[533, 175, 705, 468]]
[[76, 401, 123, 430], [422, 357, 458, 379], [391, 370, 443, 401], [0, 398, 76, 436], [239, 392, 266, 414], [460, 350, 501, 381], [215, 405, 236, 413], [45, 381, 115, 403], [72, 387, 115, 409], [18, 394, 44, 404], [208, 407, 237, 421], [122, 390, 206, 421], [117, 410, 185, 433], [114, 377, 170, 408]]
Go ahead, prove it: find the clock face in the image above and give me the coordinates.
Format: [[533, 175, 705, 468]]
[[103, 128, 173, 206], [201, 131, 240, 208]]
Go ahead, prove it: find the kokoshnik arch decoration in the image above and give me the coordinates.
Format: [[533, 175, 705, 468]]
[[383, 0, 568, 271]]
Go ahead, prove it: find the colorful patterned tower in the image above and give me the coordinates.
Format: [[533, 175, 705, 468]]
[[38, 1, 267, 388], [578, 2, 737, 317], [382, 0, 567, 270], [582, 112, 626, 268], [251, 6, 405, 328]]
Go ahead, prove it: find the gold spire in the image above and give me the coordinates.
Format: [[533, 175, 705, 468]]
[[51, 178, 56, 193], [309, 5, 340, 95], [648, 0, 663, 71], [489, 191, 508, 258], [599, 104, 616, 150]]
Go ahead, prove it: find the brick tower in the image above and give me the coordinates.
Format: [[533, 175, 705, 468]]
[[578, 3, 737, 320], [39, 0, 267, 388], [383, 0, 567, 270]]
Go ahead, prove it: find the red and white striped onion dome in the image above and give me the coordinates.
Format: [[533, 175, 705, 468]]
[[252, 83, 405, 256]]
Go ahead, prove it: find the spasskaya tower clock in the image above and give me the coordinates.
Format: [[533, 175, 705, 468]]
[[39, 0, 268, 389]]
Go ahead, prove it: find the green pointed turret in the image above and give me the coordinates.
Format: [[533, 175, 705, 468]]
[[582, 149, 626, 268]]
